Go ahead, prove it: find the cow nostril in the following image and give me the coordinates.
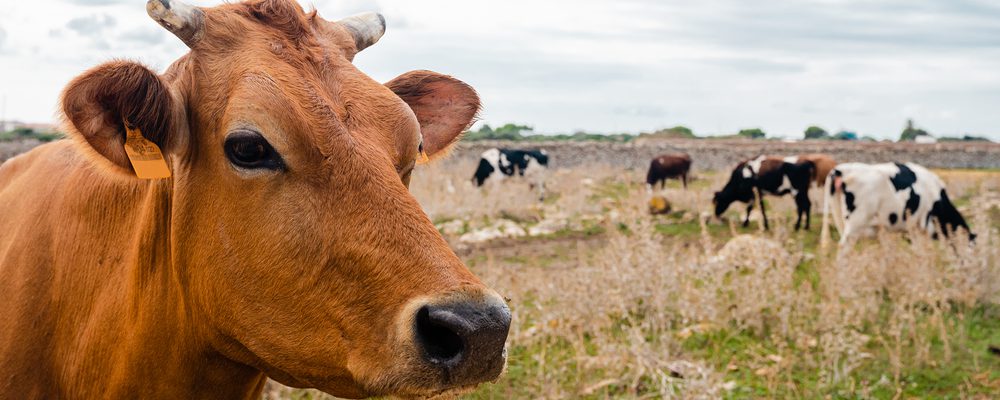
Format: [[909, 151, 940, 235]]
[[415, 306, 465, 364], [413, 297, 511, 385]]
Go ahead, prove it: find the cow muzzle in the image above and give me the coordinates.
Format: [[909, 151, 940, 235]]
[[413, 292, 511, 387]]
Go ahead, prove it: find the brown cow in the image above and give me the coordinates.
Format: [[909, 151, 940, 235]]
[[646, 153, 692, 190], [793, 153, 836, 187], [0, 0, 510, 398]]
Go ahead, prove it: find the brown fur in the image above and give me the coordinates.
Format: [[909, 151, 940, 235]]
[[242, 0, 314, 43], [797, 153, 836, 187], [756, 156, 786, 176], [646, 153, 691, 189], [0, 0, 497, 398]]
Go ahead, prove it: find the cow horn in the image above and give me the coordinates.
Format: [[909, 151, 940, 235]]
[[146, 0, 204, 48], [337, 12, 386, 52]]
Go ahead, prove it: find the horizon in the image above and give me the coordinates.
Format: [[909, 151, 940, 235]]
[[1, 0, 998, 140]]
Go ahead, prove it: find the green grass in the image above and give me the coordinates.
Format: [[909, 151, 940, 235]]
[[849, 304, 1000, 399], [500, 249, 567, 269], [462, 201, 1000, 399], [526, 222, 608, 241], [589, 179, 632, 203], [653, 218, 730, 241], [463, 302, 1000, 399]]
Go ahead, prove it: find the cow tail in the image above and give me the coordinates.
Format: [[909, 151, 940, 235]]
[[820, 170, 835, 250]]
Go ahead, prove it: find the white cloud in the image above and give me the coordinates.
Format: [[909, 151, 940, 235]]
[[61, 0, 129, 4], [1, 0, 998, 140], [66, 14, 117, 35]]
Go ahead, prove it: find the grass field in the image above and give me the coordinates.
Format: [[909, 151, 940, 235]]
[[267, 162, 1000, 399]]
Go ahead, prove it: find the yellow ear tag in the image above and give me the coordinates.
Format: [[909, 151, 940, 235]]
[[415, 150, 430, 165], [123, 121, 171, 179]]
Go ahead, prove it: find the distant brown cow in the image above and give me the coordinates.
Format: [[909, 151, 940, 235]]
[[646, 153, 692, 190], [0, 0, 510, 398], [793, 153, 836, 187]]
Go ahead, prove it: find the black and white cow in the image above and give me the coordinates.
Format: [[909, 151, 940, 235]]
[[472, 148, 550, 198], [821, 162, 974, 245], [713, 155, 816, 230]]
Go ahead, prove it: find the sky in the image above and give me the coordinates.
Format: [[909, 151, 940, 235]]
[[1, 0, 999, 140]]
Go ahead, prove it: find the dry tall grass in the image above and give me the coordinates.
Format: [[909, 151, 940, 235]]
[[272, 162, 1000, 399]]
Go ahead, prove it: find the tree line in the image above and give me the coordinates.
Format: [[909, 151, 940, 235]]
[[462, 119, 992, 143], [0, 127, 63, 142], [2, 121, 989, 144]]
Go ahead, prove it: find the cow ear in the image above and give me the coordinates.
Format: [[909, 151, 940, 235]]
[[61, 60, 176, 175], [385, 70, 480, 160]]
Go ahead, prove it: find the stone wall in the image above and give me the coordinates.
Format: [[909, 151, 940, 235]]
[[0, 139, 43, 164], [453, 139, 1000, 171]]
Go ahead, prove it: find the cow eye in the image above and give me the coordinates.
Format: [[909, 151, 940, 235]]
[[224, 130, 283, 170]]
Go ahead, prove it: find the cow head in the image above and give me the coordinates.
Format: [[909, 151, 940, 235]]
[[713, 163, 755, 217], [59, 0, 509, 397]]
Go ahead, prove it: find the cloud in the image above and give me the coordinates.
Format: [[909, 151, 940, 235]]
[[119, 27, 166, 46], [60, 0, 127, 5], [657, 0, 1000, 54], [1, 0, 998, 140], [697, 57, 806, 74], [66, 14, 117, 36], [613, 105, 669, 118], [312, 0, 381, 15]]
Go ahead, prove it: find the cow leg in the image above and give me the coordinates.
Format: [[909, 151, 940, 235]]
[[743, 202, 754, 228], [682, 173, 688, 190], [758, 193, 770, 230], [795, 192, 811, 230], [839, 199, 876, 245], [840, 213, 868, 246], [793, 194, 803, 230], [805, 200, 812, 230]]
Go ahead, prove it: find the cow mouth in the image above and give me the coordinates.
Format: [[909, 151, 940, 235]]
[[339, 339, 508, 399], [393, 349, 508, 398], [356, 371, 502, 400], [398, 383, 481, 400]]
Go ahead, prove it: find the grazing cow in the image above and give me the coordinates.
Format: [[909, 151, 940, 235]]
[[472, 147, 549, 198], [713, 155, 816, 230], [784, 153, 836, 188], [0, 1, 511, 398], [821, 162, 974, 245], [646, 153, 692, 190]]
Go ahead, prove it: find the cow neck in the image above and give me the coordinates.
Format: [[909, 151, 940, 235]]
[[79, 177, 260, 398]]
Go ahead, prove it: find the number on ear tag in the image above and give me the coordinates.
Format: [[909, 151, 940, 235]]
[[123, 121, 171, 179]]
